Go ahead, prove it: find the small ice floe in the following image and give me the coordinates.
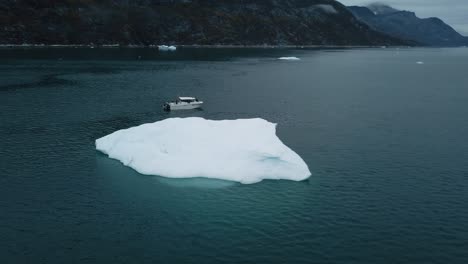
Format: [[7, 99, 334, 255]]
[[158, 45, 177, 51], [278, 57, 301, 61], [416, 61, 424, 64], [96, 118, 311, 184]]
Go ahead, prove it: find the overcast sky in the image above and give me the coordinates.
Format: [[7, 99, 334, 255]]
[[338, 0, 468, 36]]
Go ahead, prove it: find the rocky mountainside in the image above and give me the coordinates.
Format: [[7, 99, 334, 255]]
[[348, 4, 468, 46], [0, 0, 410, 46]]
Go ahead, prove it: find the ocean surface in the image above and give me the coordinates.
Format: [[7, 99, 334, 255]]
[[1, 47, 468, 264]]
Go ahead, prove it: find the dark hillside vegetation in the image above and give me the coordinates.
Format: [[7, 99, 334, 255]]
[[0, 0, 410, 45]]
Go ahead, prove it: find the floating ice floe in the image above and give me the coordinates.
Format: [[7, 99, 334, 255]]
[[158, 45, 177, 51], [96, 118, 311, 184], [278, 57, 301, 61], [416, 61, 424, 64]]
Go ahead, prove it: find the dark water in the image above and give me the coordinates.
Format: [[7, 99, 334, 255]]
[[1, 47, 468, 264]]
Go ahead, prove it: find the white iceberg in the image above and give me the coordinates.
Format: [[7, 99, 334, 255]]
[[416, 61, 424, 64], [96, 118, 311, 184], [278, 57, 301, 61], [158, 45, 177, 51]]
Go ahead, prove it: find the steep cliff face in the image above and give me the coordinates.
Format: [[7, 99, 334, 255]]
[[0, 0, 409, 45], [348, 4, 468, 46]]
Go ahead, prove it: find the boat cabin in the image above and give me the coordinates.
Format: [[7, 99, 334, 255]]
[[176, 97, 199, 103]]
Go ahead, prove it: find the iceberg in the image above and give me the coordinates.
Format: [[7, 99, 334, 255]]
[[416, 61, 424, 64], [96, 118, 311, 184], [158, 45, 177, 51], [278, 57, 301, 61]]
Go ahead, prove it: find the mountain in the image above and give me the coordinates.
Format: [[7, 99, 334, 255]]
[[366, 3, 399, 15], [0, 0, 410, 46], [348, 4, 468, 46]]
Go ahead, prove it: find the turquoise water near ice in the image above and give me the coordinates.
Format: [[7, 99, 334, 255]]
[[1, 47, 468, 263]]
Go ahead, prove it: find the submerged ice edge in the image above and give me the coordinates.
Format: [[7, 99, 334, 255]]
[[96, 117, 311, 184]]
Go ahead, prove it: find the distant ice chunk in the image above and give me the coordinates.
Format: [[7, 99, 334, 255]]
[[96, 118, 311, 184], [158, 45, 177, 51], [279, 57, 301, 61], [416, 61, 424, 64]]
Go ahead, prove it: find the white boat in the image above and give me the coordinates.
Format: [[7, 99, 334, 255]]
[[163, 97, 203, 111]]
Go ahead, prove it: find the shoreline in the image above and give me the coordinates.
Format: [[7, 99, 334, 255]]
[[1, 44, 464, 49], [0, 43, 417, 49]]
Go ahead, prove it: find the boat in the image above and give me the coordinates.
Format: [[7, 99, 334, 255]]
[[163, 97, 203, 111]]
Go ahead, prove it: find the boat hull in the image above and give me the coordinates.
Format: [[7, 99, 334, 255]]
[[164, 102, 203, 111]]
